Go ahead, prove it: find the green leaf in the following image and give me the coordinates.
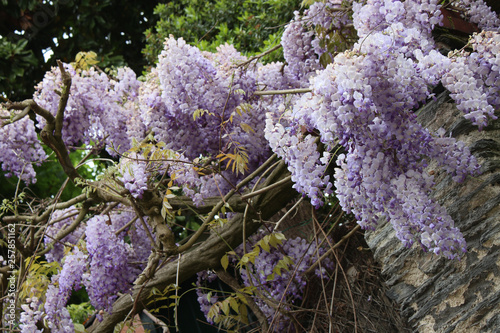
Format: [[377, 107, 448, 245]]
[[239, 304, 249, 324], [161, 195, 172, 220], [229, 297, 239, 313], [221, 300, 230, 315], [240, 122, 255, 133], [74, 323, 86, 332], [260, 239, 270, 252], [193, 108, 211, 121], [221, 254, 229, 270]]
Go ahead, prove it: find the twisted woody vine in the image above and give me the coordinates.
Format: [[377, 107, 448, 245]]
[[0, 0, 499, 332]]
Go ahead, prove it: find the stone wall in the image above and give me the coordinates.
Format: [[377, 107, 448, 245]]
[[365, 92, 500, 333]]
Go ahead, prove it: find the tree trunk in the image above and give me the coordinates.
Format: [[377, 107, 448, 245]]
[[365, 92, 500, 332]]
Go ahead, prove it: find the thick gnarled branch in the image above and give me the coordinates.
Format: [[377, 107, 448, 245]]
[[88, 161, 296, 332]]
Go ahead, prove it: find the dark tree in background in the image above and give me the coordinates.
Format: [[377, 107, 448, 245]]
[[0, 0, 159, 100]]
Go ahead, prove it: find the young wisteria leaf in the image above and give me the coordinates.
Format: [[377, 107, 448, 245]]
[[239, 286, 254, 295], [239, 304, 249, 324], [240, 123, 255, 133], [266, 273, 276, 281], [207, 305, 217, 321], [221, 300, 230, 316], [142, 144, 153, 159], [320, 52, 333, 67], [235, 103, 252, 116], [149, 287, 161, 296], [221, 254, 229, 271], [113, 323, 125, 333], [72, 51, 99, 70], [268, 233, 284, 248], [74, 323, 86, 333], [272, 256, 294, 277], [260, 239, 270, 253], [193, 108, 212, 121], [274, 232, 286, 241], [165, 192, 176, 199], [161, 196, 173, 220], [229, 297, 239, 313]]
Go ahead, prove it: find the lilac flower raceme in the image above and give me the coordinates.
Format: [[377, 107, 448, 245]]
[[44, 283, 75, 333], [454, 0, 500, 31], [0, 106, 47, 184], [85, 215, 135, 312], [108, 206, 154, 268], [19, 296, 43, 333], [195, 270, 220, 324], [43, 248, 87, 331], [58, 247, 88, 298], [139, 37, 273, 204], [281, 15, 319, 85], [237, 235, 333, 331], [118, 152, 150, 199], [442, 31, 500, 129], [265, 0, 495, 259], [34, 64, 140, 154]]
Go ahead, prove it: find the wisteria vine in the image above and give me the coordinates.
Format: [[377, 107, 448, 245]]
[[2, 0, 499, 331]]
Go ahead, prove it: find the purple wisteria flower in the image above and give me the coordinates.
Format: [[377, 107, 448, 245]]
[[85, 215, 135, 312]]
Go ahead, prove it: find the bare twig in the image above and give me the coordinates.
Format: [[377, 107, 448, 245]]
[[239, 44, 282, 67], [129, 199, 157, 248], [304, 225, 361, 276], [241, 175, 292, 200], [0, 106, 30, 127], [37, 203, 91, 257], [273, 197, 304, 232], [254, 88, 312, 96], [4, 193, 88, 225], [176, 153, 278, 253]]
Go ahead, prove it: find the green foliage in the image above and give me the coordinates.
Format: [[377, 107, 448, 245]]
[[161, 180, 180, 221], [0, 191, 25, 218], [230, 232, 287, 270], [266, 255, 294, 281], [71, 51, 100, 71], [20, 256, 61, 301], [207, 293, 249, 331], [213, 232, 294, 329], [192, 108, 214, 121], [142, 0, 300, 65], [67, 302, 94, 326], [0, 38, 37, 99], [217, 145, 249, 176], [0, 0, 159, 99], [147, 285, 180, 313]]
